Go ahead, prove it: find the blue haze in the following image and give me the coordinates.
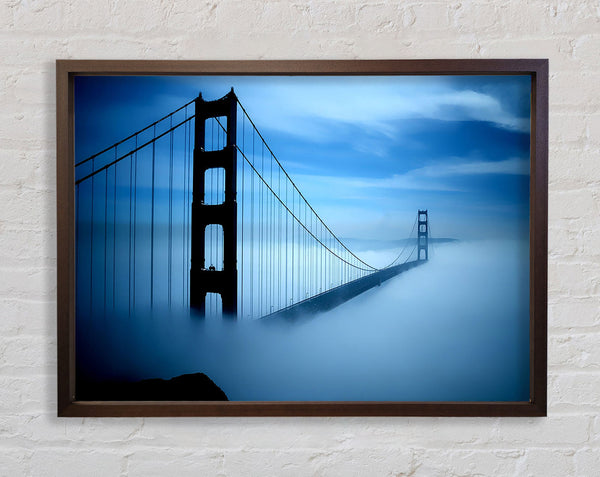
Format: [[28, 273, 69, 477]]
[[74, 75, 531, 401]]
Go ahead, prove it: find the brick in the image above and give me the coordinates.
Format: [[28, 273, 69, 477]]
[[452, 2, 503, 35], [549, 146, 600, 187], [521, 449, 577, 476], [549, 332, 600, 369], [0, 298, 53, 336], [493, 416, 590, 445], [0, 0, 14, 28], [592, 416, 600, 446], [95, 1, 168, 34], [223, 448, 323, 476], [126, 448, 224, 477], [309, 2, 357, 33], [550, 373, 600, 409], [549, 298, 600, 328], [410, 3, 455, 31], [548, 222, 584, 258], [0, 335, 56, 375], [0, 187, 55, 227], [315, 448, 414, 476], [62, 1, 116, 31], [10, 68, 55, 106], [572, 34, 600, 68], [549, 189, 599, 221], [501, 2, 600, 37], [30, 450, 122, 477], [551, 112, 588, 144], [414, 448, 523, 477], [215, 1, 308, 40], [11, 0, 66, 32], [0, 149, 54, 190], [0, 108, 54, 145], [247, 2, 311, 34], [0, 267, 56, 301], [480, 36, 577, 71], [0, 37, 69, 66], [552, 71, 600, 108], [356, 4, 403, 33], [63, 418, 147, 445], [575, 448, 600, 476], [0, 376, 45, 414], [0, 448, 32, 477], [137, 417, 355, 450], [358, 36, 485, 58], [0, 414, 56, 446], [587, 113, 600, 145], [0, 228, 55, 269], [406, 418, 496, 446], [221, 447, 415, 477], [548, 260, 600, 298], [63, 37, 178, 60]]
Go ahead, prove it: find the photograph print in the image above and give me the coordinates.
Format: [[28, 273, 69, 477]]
[[72, 72, 531, 403]]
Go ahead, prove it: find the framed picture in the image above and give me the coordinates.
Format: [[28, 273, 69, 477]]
[[56, 59, 548, 417]]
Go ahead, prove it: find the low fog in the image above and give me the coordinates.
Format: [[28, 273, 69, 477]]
[[77, 239, 529, 402]]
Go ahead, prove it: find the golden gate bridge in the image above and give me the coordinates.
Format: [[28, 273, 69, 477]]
[[74, 89, 430, 320]]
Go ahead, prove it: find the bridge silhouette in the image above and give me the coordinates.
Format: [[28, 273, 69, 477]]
[[74, 89, 430, 320]]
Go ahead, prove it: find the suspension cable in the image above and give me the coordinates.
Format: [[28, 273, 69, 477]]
[[215, 112, 423, 274], [76, 115, 195, 185], [387, 214, 418, 267], [235, 99, 378, 272], [75, 99, 195, 167], [236, 145, 375, 272]]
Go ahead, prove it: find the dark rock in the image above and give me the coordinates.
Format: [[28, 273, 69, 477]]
[[77, 372, 228, 401]]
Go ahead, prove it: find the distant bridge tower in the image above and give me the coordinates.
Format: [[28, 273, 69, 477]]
[[190, 89, 238, 317], [418, 209, 428, 261]]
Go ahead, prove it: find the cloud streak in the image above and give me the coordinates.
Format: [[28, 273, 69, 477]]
[[410, 157, 530, 178], [291, 157, 529, 195], [237, 78, 530, 144]]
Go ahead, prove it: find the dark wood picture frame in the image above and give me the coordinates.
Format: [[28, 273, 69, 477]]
[[57, 59, 548, 417]]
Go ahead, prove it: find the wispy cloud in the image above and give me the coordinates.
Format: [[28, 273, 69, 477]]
[[291, 157, 529, 195], [410, 157, 530, 178], [236, 78, 530, 144]]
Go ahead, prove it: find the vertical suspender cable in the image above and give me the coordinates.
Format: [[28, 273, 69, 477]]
[[250, 127, 254, 318], [278, 164, 281, 310], [259, 142, 263, 315], [113, 157, 117, 309], [241, 112, 245, 318], [168, 116, 173, 307], [270, 151, 273, 313], [104, 164, 108, 315], [75, 184, 80, 309], [291, 187, 294, 304], [182, 111, 187, 306], [90, 160, 94, 315], [129, 139, 133, 315], [150, 124, 156, 308], [133, 140, 137, 310], [285, 172, 288, 305]]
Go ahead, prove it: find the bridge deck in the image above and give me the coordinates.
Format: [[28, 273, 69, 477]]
[[262, 260, 426, 321]]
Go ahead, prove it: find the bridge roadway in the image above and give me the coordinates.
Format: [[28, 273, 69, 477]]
[[262, 260, 427, 321]]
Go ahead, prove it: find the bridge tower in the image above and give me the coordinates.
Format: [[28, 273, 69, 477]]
[[190, 89, 238, 317], [418, 209, 428, 261]]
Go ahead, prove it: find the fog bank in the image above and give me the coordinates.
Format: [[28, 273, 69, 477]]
[[77, 239, 529, 401]]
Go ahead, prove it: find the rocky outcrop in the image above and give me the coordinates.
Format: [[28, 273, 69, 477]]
[[77, 372, 228, 401]]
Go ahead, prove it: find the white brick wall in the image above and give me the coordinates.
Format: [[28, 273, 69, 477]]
[[0, 1, 598, 475]]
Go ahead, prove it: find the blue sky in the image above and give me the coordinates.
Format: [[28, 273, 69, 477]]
[[75, 74, 531, 242]]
